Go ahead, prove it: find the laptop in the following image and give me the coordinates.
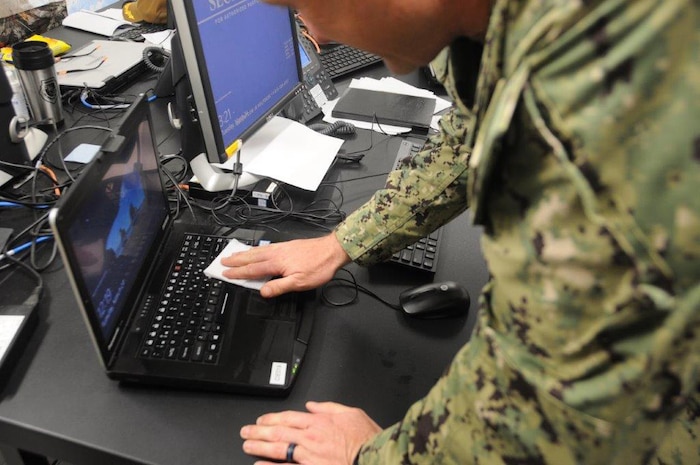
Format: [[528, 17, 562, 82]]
[[49, 95, 313, 396], [55, 40, 150, 94]]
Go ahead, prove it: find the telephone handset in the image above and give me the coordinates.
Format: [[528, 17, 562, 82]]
[[282, 37, 338, 124]]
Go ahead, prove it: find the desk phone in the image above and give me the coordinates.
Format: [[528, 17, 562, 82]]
[[282, 37, 338, 124]]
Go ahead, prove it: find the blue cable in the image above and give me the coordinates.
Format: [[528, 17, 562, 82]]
[[0, 235, 52, 261], [0, 201, 50, 209]]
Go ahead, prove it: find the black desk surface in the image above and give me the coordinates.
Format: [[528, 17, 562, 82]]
[[0, 27, 487, 465]]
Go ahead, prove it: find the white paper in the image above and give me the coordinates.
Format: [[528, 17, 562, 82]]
[[204, 239, 270, 291], [218, 116, 343, 192], [0, 315, 24, 361], [62, 10, 130, 36], [96, 7, 131, 22], [65, 143, 101, 163], [144, 30, 175, 51]]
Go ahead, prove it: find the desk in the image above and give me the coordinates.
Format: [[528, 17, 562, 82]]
[[0, 28, 487, 465]]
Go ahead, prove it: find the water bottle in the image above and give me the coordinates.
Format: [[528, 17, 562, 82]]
[[11, 40, 64, 124]]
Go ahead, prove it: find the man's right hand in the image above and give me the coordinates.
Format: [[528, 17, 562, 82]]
[[220, 233, 351, 298]]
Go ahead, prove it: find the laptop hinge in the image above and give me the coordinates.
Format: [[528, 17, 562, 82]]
[[101, 134, 125, 154]]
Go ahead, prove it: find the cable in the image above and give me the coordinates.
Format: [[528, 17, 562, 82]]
[[80, 89, 131, 110], [321, 268, 402, 311], [309, 121, 357, 136], [0, 199, 50, 209], [142, 46, 170, 73], [0, 236, 52, 262]]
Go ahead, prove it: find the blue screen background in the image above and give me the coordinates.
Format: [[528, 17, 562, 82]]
[[193, 0, 299, 149]]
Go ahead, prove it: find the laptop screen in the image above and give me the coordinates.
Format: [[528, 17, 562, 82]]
[[64, 102, 168, 341]]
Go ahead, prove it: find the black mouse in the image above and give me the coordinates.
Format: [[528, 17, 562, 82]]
[[399, 281, 470, 319]]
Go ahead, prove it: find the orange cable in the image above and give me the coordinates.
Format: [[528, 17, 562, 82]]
[[38, 165, 61, 196]]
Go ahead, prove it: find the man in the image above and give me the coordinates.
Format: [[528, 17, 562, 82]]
[[224, 0, 699, 463]]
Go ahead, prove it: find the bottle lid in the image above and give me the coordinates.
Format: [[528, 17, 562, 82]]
[[11, 41, 54, 71]]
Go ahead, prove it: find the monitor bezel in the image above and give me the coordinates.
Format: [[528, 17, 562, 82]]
[[170, 0, 304, 164]]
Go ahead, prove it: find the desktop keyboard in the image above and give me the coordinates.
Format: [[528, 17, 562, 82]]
[[387, 140, 443, 273], [318, 44, 382, 80], [111, 23, 168, 42]]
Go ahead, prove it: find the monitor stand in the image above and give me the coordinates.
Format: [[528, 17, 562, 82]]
[[189, 153, 262, 192], [24, 127, 47, 161], [0, 127, 49, 186]]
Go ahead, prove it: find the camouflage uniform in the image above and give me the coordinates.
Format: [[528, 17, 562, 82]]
[[335, 0, 700, 463], [0, 1, 67, 47]]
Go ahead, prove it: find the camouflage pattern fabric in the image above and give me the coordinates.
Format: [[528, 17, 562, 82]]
[[0, 1, 67, 47], [335, 0, 700, 463]]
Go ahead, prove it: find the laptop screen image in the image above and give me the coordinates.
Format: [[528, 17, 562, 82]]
[[65, 114, 167, 342]]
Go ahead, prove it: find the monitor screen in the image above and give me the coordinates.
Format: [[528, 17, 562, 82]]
[[170, 0, 303, 163], [298, 43, 311, 68]]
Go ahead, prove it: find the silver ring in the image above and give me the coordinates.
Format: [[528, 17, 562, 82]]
[[286, 442, 297, 463]]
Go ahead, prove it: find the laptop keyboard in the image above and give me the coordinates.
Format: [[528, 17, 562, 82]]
[[387, 140, 443, 273], [134, 234, 237, 364]]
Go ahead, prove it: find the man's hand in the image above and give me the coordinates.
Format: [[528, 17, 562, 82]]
[[240, 401, 382, 465], [221, 233, 351, 297]]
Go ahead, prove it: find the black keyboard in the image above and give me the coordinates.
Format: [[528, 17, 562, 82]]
[[111, 23, 168, 42], [136, 234, 234, 364], [387, 140, 443, 273], [318, 44, 382, 80]]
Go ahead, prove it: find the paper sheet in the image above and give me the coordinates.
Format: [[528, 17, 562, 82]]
[[218, 116, 344, 192], [64, 143, 101, 163], [61, 9, 131, 36]]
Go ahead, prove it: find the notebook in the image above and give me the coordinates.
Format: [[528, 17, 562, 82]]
[[55, 40, 150, 94], [49, 95, 313, 396], [331, 87, 436, 133]]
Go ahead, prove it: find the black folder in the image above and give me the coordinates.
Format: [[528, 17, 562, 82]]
[[332, 88, 435, 132]]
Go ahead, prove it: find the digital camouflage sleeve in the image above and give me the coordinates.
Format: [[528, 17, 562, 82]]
[[336, 0, 699, 463]]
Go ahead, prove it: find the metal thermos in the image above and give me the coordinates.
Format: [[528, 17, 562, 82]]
[[11, 41, 64, 124]]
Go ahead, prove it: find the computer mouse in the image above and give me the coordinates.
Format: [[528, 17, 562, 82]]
[[399, 281, 470, 319]]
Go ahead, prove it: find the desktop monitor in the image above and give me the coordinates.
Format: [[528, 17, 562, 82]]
[[169, 0, 303, 164]]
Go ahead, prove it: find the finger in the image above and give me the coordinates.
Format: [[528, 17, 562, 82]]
[[256, 410, 314, 429], [240, 424, 301, 443], [305, 401, 355, 414], [221, 260, 278, 280], [241, 438, 298, 464], [220, 245, 272, 266], [259, 276, 303, 298], [219, 253, 250, 267]]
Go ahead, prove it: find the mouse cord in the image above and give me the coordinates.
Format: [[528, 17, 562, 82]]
[[321, 268, 402, 311]]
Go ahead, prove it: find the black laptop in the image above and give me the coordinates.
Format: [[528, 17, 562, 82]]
[[49, 96, 313, 396]]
